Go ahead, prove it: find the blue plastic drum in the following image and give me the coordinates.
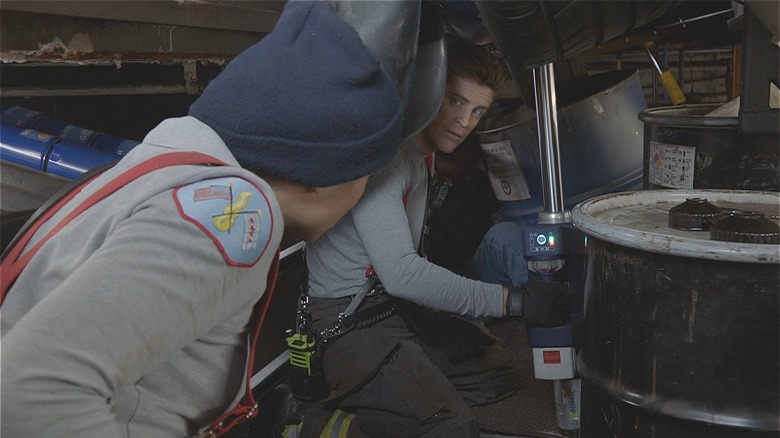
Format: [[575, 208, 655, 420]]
[[91, 133, 140, 156], [0, 106, 43, 129], [32, 117, 100, 146], [45, 140, 119, 179], [477, 69, 647, 225], [0, 125, 58, 170]]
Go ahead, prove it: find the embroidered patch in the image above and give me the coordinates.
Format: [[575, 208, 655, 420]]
[[174, 177, 273, 267]]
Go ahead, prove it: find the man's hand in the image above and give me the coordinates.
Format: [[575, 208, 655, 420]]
[[506, 279, 570, 327]]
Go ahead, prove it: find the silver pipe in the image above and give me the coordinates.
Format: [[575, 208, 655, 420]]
[[646, 49, 663, 75], [249, 351, 289, 389], [280, 241, 305, 260], [532, 63, 569, 224]]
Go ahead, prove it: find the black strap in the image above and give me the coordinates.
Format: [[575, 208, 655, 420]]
[[1, 161, 117, 260], [418, 158, 433, 258]]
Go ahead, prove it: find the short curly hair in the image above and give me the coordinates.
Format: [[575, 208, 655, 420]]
[[446, 38, 512, 97]]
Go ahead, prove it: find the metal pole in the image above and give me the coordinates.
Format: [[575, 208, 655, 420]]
[[663, 48, 670, 104], [530, 63, 576, 432], [532, 63, 570, 224]]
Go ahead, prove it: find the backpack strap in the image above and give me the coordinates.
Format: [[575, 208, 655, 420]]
[[201, 250, 280, 437]]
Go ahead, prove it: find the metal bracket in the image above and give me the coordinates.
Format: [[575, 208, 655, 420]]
[[739, 6, 779, 135], [183, 61, 198, 95], [528, 258, 565, 276]]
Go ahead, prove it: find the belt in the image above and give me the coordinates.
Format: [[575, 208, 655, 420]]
[[319, 293, 398, 343]]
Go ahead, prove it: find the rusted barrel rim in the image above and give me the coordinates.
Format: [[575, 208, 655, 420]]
[[572, 189, 780, 264]]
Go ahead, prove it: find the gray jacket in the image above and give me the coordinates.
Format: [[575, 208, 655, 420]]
[[306, 139, 504, 318], [1, 116, 283, 437]]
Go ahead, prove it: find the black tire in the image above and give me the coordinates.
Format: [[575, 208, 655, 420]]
[[477, 0, 683, 70]]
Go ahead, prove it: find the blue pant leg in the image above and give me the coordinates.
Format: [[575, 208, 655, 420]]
[[464, 221, 529, 287]]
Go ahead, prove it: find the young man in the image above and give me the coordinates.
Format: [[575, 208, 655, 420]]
[[301, 39, 570, 437], [0, 2, 405, 437]]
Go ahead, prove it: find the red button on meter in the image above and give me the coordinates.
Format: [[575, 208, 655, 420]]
[[543, 350, 562, 364]]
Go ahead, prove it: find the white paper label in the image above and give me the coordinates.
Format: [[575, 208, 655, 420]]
[[480, 139, 531, 201], [648, 141, 696, 188]]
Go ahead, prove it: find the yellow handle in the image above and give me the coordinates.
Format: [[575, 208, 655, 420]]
[[659, 70, 687, 105]]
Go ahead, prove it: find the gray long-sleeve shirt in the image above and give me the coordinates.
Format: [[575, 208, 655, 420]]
[[1, 116, 283, 437], [306, 139, 504, 318]]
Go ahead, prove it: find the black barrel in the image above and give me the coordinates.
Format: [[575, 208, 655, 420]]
[[639, 104, 779, 191], [572, 189, 780, 438]]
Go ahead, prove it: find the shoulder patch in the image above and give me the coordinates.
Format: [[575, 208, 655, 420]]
[[174, 176, 274, 267]]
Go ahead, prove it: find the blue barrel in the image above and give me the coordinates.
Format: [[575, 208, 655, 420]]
[[45, 140, 120, 179], [477, 69, 646, 225], [91, 133, 140, 156], [0, 125, 58, 170], [1, 106, 43, 129], [3, 107, 139, 156], [32, 117, 100, 146]]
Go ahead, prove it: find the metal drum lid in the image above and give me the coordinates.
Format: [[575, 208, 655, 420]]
[[710, 210, 780, 244], [572, 189, 780, 263], [667, 197, 724, 231]]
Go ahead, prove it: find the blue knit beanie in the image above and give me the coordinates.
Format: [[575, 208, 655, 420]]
[[189, 0, 403, 187]]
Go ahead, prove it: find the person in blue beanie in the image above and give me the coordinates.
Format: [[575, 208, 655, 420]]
[[297, 38, 571, 437], [1, 2, 406, 437]]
